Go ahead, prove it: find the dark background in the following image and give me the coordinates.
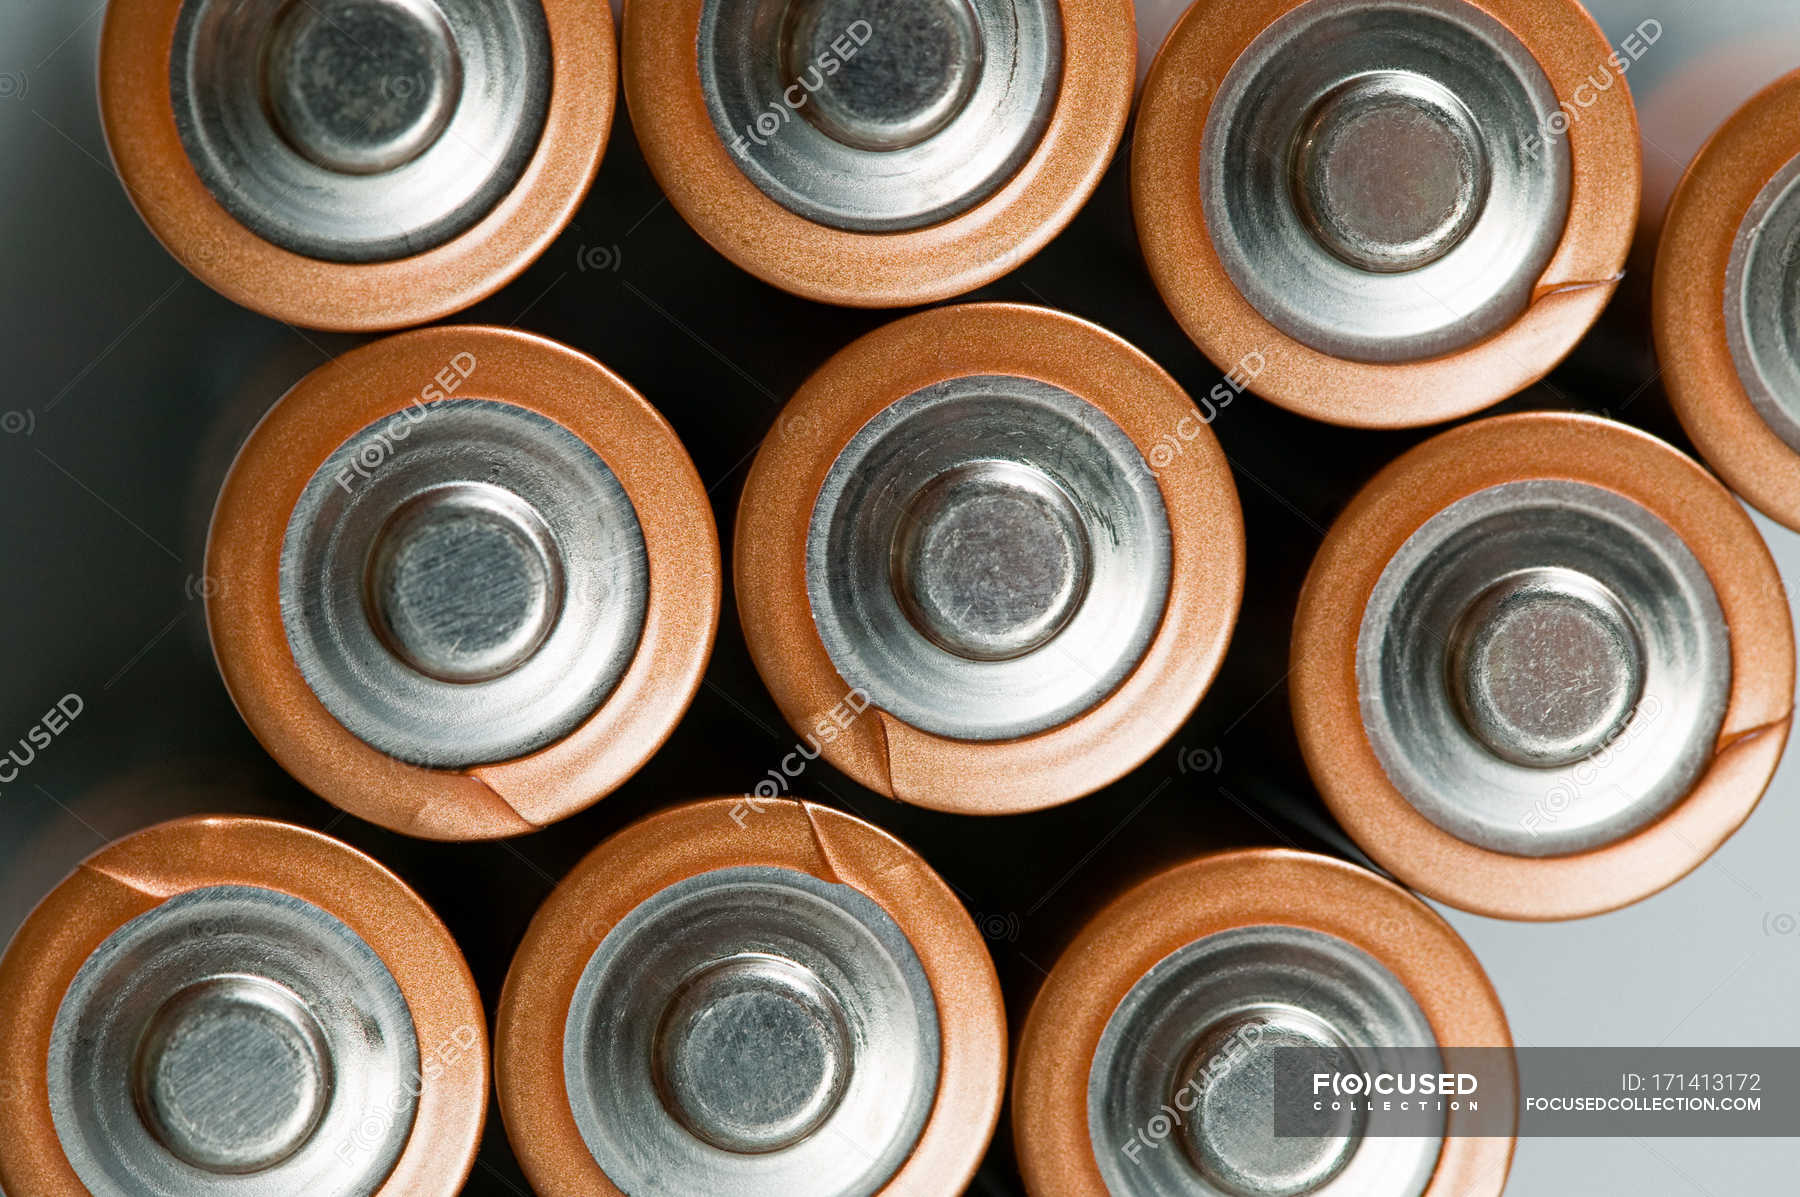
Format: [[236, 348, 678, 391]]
[[4, 2, 1800, 1193]]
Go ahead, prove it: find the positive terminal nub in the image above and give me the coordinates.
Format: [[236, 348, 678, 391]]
[[262, 0, 464, 175], [1447, 566, 1646, 769], [364, 480, 565, 685], [132, 974, 334, 1175], [781, 0, 984, 152], [1176, 1007, 1363, 1197], [652, 954, 854, 1155], [1291, 70, 1490, 274], [890, 459, 1092, 661]]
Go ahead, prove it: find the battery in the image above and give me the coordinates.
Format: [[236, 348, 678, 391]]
[[1134, 0, 1639, 427], [621, 0, 1134, 306], [1012, 847, 1514, 1197], [493, 795, 1005, 1196], [0, 816, 486, 1197], [1655, 69, 1800, 532], [97, 0, 614, 331], [205, 326, 721, 840], [734, 302, 1245, 814], [1291, 412, 1795, 920]]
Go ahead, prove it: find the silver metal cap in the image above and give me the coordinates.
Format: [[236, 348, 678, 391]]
[[698, 0, 1062, 231], [652, 953, 854, 1154], [1291, 70, 1488, 275], [171, 0, 551, 262], [1727, 150, 1800, 453], [1358, 480, 1731, 857], [889, 458, 1092, 661], [280, 399, 649, 769], [1088, 925, 1443, 1197], [563, 866, 941, 1197], [1446, 566, 1645, 769], [363, 481, 565, 685], [133, 975, 335, 1175], [48, 886, 419, 1197], [262, 0, 463, 177], [1200, 0, 1571, 362], [1174, 1008, 1363, 1197], [806, 375, 1171, 741]]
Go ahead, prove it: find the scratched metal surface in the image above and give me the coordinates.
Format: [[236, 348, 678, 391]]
[[2, 2, 1799, 1194]]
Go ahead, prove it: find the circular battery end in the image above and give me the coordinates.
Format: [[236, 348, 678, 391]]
[[890, 459, 1091, 662], [1178, 1008, 1361, 1197], [784, 0, 982, 152], [1447, 567, 1644, 769], [134, 975, 334, 1175], [1295, 414, 1796, 918], [652, 953, 853, 1155], [263, 0, 463, 177], [1292, 70, 1489, 275]]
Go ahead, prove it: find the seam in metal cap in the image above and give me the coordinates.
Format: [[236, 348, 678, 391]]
[[1656, 68, 1800, 531], [493, 796, 1007, 1197], [0, 816, 488, 1197], [1292, 413, 1795, 920], [734, 303, 1246, 815], [205, 326, 722, 841], [621, 0, 1135, 306], [98, 0, 614, 331], [1012, 848, 1515, 1197], [1133, 0, 1641, 428]]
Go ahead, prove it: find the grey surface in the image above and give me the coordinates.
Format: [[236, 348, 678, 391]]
[[2, 2, 1799, 1195]]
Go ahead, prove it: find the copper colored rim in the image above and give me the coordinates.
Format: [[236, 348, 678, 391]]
[[0, 816, 487, 1197], [97, 0, 614, 332], [733, 303, 1246, 815], [1292, 413, 1795, 920], [621, 0, 1134, 307], [1133, 0, 1641, 429], [1655, 69, 1800, 532], [493, 796, 1006, 1196], [205, 326, 722, 841], [1011, 847, 1515, 1197]]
